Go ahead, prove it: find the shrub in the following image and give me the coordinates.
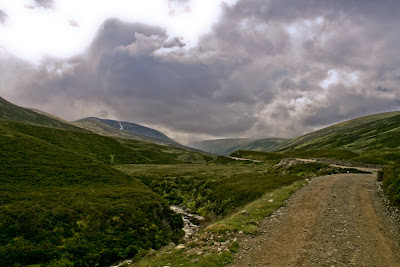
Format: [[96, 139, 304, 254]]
[[379, 165, 400, 207]]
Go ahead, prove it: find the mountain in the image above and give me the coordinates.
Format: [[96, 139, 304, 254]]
[[75, 117, 179, 145], [225, 138, 289, 155], [188, 138, 257, 155], [188, 137, 289, 155], [275, 111, 400, 165], [277, 111, 400, 152], [0, 97, 217, 266], [0, 96, 82, 130]]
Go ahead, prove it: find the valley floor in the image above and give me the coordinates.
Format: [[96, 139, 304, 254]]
[[229, 172, 400, 266]]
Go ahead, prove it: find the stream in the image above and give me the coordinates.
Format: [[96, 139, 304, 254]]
[[170, 205, 205, 238]]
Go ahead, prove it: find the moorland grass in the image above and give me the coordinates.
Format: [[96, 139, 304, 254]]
[[282, 149, 359, 161], [207, 180, 306, 234], [0, 121, 185, 266], [135, 247, 233, 267], [278, 114, 400, 153], [116, 161, 337, 218], [134, 178, 308, 266]]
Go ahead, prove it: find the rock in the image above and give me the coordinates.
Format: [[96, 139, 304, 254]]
[[268, 199, 274, 202], [238, 231, 244, 234], [175, 244, 186, 250], [241, 210, 250, 215]]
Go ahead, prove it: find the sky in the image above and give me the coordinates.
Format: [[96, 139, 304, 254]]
[[0, 0, 400, 144]]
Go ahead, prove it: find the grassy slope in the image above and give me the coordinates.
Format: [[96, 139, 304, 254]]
[[277, 110, 400, 151], [0, 120, 194, 266], [117, 156, 347, 219], [0, 96, 82, 131], [275, 112, 400, 165], [378, 165, 400, 207]]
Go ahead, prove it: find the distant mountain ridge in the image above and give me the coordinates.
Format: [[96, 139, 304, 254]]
[[227, 138, 289, 155], [188, 138, 257, 155], [188, 137, 289, 155], [75, 117, 178, 145]]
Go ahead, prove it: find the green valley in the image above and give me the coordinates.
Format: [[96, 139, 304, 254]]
[[1, 96, 400, 266]]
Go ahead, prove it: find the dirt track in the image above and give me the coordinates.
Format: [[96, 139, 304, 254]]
[[230, 173, 400, 266]]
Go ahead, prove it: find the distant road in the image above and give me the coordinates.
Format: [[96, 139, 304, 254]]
[[230, 172, 400, 266], [227, 156, 261, 163]]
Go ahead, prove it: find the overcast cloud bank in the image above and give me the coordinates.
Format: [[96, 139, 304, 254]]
[[0, 0, 399, 144]]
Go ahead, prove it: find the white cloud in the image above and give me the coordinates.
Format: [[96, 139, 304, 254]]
[[0, 0, 227, 63]]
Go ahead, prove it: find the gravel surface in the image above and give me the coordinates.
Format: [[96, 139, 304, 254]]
[[229, 173, 400, 266]]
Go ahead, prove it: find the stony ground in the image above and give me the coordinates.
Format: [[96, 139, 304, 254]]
[[229, 172, 400, 267]]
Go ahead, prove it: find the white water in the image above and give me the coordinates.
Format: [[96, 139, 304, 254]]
[[170, 205, 205, 238]]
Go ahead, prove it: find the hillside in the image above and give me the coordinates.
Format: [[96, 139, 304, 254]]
[[74, 116, 162, 143], [0, 97, 217, 266], [277, 111, 400, 151], [273, 111, 400, 165], [225, 138, 289, 155], [0, 119, 186, 266], [0, 96, 82, 130], [188, 138, 257, 155], [76, 117, 178, 145]]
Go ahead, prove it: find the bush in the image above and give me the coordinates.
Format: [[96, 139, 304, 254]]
[[379, 165, 400, 207]]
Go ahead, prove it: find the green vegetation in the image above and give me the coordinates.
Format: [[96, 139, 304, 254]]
[[3, 96, 399, 266], [274, 112, 400, 167], [207, 180, 306, 234], [136, 248, 232, 267], [0, 96, 82, 130], [120, 138, 213, 164], [277, 110, 400, 152], [0, 185, 183, 266], [276, 115, 400, 164], [0, 119, 188, 266], [117, 160, 339, 219], [1, 120, 211, 166], [378, 165, 400, 207], [283, 149, 359, 160], [210, 156, 255, 164]]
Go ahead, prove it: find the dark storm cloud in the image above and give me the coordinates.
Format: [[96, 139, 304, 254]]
[[8, 19, 254, 136], [4, 0, 400, 142], [0, 10, 7, 24]]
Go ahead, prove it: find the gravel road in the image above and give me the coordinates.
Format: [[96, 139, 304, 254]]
[[230, 172, 400, 266]]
